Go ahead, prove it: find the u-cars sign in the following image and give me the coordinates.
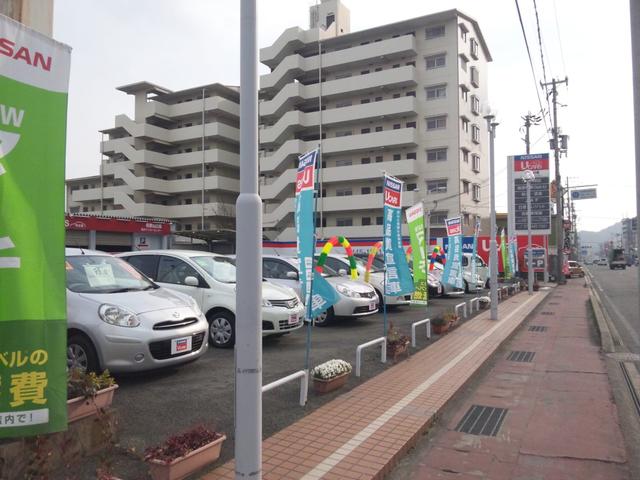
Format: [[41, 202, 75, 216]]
[[64, 215, 171, 234]]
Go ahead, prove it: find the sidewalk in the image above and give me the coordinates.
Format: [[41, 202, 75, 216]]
[[204, 287, 551, 480], [390, 280, 631, 480]]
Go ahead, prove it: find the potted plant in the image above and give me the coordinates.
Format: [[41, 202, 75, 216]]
[[144, 425, 226, 480], [431, 316, 449, 335], [311, 359, 352, 394], [478, 296, 491, 310], [67, 368, 118, 423], [443, 310, 460, 329], [386, 322, 410, 361], [533, 281, 540, 291]]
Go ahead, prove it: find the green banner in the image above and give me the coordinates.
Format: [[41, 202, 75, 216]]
[[500, 229, 511, 280], [0, 15, 71, 437], [405, 202, 427, 305]]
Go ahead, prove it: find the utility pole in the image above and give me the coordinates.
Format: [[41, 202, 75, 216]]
[[630, 0, 640, 318], [521, 112, 541, 154], [541, 77, 568, 283]]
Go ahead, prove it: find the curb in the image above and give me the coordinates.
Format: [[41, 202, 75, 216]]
[[585, 271, 615, 353]]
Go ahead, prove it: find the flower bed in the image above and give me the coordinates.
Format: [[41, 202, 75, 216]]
[[311, 359, 352, 394]]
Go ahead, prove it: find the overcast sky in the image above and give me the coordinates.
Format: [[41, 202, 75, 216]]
[[53, 0, 635, 232]]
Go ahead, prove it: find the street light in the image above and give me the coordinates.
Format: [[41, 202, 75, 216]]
[[484, 109, 499, 320], [523, 169, 535, 295]]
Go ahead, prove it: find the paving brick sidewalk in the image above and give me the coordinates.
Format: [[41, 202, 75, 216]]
[[390, 280, 630, 480], [204, 288, 550, 480]]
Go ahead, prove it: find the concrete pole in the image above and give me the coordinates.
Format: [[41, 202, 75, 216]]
[[485, 116, 499, 320], [236, 1, 262, 478], [527, 178, 533, 294], [630, 0, 640, 313]]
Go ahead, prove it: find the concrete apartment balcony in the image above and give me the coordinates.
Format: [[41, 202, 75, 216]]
[[263, 190, 421, 229], [260, 96, 417, 147], [261, 35, 417, 93], [70, 185, 131, 203], [260, 127, 418, 174], [113, 191, 236, 219], [260, 66, 418, 120], [111, 165, 240, 195], [261, 159, 419, 201], [260, 25, 337, 69], [145, 95, 239, 120]]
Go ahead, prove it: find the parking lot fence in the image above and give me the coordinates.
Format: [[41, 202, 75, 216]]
[[262, 370, 308, 406], [411, 318, 431, 348], [356, 337, 387, 377]]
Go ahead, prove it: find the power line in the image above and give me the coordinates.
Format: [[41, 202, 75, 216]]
[[532, 0, 554, 123], [514, 0, 550, 134], [552, 0, 567, 75]]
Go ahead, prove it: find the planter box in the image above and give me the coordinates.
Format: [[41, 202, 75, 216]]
[[313, 371, 350, 394], [387, 340, 410, 362], [432, 323, 449, 335], [67, 385, 118, 423], [147, 435, 226, 480]]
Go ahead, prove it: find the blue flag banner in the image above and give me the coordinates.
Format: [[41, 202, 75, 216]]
[[509, 236, 518, 274], [383, 175, 414, 296], [295, 149, 338, 319], [442, 217, 464, 289], [471, 217, 481, 284]]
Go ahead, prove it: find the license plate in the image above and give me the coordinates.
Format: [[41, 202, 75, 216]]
[[369, 302, 377, 311], [288, 313, 299, 325], [171, 336, 192, 355]]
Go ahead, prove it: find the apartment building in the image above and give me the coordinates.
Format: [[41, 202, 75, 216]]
[[66, 82, 240, 248], [259, 0, 491, 242]]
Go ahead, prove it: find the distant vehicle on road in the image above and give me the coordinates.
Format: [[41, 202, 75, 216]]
[[597, 258, 608, 266], [608, 248, 626, 270], [568, 261, 585, 278]]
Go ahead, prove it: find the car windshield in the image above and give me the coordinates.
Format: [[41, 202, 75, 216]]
[[66, 255, 156, 293], [192, 256, 236, 283], [364, 255, 385, 273]]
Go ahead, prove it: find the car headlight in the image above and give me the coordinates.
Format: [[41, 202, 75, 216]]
[[262, 298, 273, 307], [98, 304, 140, 328], [336, 284, 358, 298]]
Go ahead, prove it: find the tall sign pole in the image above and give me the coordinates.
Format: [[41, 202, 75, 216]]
[[236, 1, 262, 478], [485, 114, 499, 320], [631, 0, 640, 318]]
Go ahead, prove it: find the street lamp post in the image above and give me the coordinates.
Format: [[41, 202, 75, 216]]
[[523, 169, 535, 294], [485, 113, 499, 320]]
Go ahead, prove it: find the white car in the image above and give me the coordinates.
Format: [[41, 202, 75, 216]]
[[429, 262, 465, 297], [66, 249, 209, 372], [320, 254, 411, 307], [262, 256, 378, 326], [462, 253, 488, 291], [118, 250, 305, 348]]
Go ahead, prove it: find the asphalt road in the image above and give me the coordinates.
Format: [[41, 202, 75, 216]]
[[587, 263, 640, 356], [54, 291, 489, 479]]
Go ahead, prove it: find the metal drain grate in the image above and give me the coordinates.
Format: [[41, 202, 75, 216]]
[[455, 405, 508, 436], [507, 351, 536, 363], [528, 325, 548, 332], [548, 302, 560, 305], [541, 312, 555, 316]]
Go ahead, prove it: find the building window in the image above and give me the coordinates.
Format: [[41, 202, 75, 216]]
[[393, 154, 401, 161], [336, 158, 352, 167], [336, 100, 352, 108], [462, 180, 470, 194], [460, 23, 468, 42], [425, 25, 445, 39], [360, 69, 370, 75], [471, 95, 480, 115], [461, 148, 469, 163], [426, 115, 447, 130], [185, 198, 193, 205], [459, 54, 468, 71], [427, 148, 447, 162], [362, 217, 371, 226], [392, 64, 400, 69], [470, 66, 480, 87], [376, 216, 384, 225], [472, 184, 481, 201], [461, 85, 469, 102], [337, 217, 353, 227], [426, 84, 446, 100], [431, 211, 448, 225], [361, 187, 371, 194], [472, 154, 481, 172], [361, 128, 371, 134], [461, 116, 469, 133], [361, 157, 371, 164], [376, 186, 383, 194], [185, 224, 192, 231], [406, 61, 416, 67], [405, 91, 416, 97], [361, 98, 371, 104], [407, 183, 417, 191], [393, 93, 401, 98], [425, 53, 446, 69], [335, 72, 352, 80], [375, 155, 383, 162], [406, 152, 416, 160], [406, 121, 416, 128], [375, 126, 383, 132], [186, 173, 193, 179], [374, 67, 383, 72], [336, 187, 353, 196], [315, 217, 327, 228], [375, 96, 383, 102], [470, 38, 479, 59], [471, 124, 480, 143], [336, 130, 352, 137], [393, 124, 401, 130], [463, 213, 470, 226], [427, 179, 448, 194]]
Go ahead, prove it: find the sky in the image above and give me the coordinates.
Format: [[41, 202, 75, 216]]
[[53, 0, 636, 233]]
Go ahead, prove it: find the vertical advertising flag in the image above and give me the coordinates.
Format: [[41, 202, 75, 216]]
[[500, 229, 511, 279], [383, 175, 414, 296], [0, 16, 72, 437], [442, 217, 464, 289], [294, 149, 338, 319], [509, 236, 518, 274], [406, 202, 427, 305], [470, 217, 481, 286]]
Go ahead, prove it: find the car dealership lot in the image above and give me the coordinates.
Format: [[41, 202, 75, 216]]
[[71, 292, 488, 479]]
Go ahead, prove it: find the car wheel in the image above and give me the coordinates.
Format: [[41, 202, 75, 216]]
[[375, 289, 384, 308], [208, 311, 235, 348], [314, 307, 334, 327], [67, 333, 99, 372]]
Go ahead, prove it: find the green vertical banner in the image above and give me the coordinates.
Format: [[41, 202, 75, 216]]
[[500, 229, 511, 280], [0, 15, 71, 437], [405, 202, 427, 305]]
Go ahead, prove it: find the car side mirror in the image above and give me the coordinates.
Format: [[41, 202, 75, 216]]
[[286, 271, 299, 280], [184, 276, 199, 287], [338, 268, 347, 277]]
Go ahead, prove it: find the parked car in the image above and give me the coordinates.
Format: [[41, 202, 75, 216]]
[[65, 248, 209, 372], [118, 250, 304, 347], [429, 262, 465, 297], [597, 258, 608, 266], [568, 261, 585, 278], [262, 255, 378, 326], [319, 254, 412, 307], [462, 253, 489, 291]]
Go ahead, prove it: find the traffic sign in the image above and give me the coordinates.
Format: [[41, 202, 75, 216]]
[[571, 188, 597, 200]]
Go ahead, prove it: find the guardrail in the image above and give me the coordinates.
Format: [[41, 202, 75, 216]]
[[469, 297, 481, 313], [455, 302, 467, 319], [501, 286, 510, 298], [355, 337, 387, 377], [262, 369, 308, 406], [411, 318, 431, 348]]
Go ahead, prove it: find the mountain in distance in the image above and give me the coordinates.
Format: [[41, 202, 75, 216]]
[[579, 221, 622, 247]]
